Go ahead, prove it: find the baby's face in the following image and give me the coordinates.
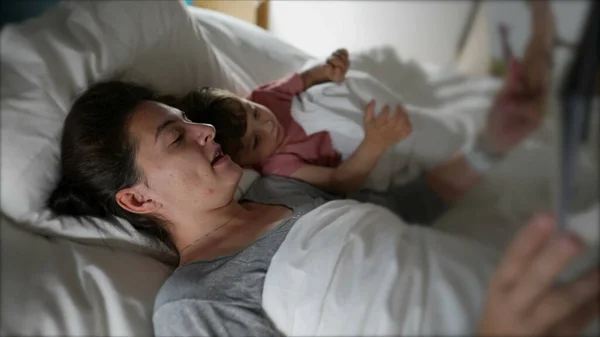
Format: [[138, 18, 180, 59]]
[[235, 99, 284, 167]]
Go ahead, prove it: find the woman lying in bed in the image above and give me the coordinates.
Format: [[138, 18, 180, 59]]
[[48, 3, 598, 335], [47, 52, 598, 337]]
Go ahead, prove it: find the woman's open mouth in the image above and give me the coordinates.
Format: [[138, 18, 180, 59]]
[[211, 147, 229, 167]]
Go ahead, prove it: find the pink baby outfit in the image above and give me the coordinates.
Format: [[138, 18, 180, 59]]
[[246, 73, 342, 176]]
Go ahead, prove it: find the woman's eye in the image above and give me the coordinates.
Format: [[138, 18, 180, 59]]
[[172, 133, 183, 145], [253, 107, 259, 119]]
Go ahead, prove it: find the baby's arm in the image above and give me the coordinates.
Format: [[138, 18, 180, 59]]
[[250, 49, 350, 101], [291, 140, 385, 194], [291, 101, 412, 194], [300, 49, 350, 90]]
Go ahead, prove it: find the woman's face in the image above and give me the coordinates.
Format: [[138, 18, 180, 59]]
[[118, 101, 243, 220]]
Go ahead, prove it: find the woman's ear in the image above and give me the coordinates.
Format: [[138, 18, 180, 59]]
[[115, 187, 160, 214]]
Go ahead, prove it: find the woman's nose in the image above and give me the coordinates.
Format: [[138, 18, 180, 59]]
[[194, 123, 215, 145]]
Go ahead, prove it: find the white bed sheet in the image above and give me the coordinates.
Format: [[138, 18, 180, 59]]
[[0, 214, 172, 336]]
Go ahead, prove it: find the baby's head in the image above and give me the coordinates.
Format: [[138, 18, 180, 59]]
[[171, 88, 284, 167]]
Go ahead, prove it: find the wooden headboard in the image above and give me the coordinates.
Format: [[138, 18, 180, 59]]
[[192, 0, 269, 29]]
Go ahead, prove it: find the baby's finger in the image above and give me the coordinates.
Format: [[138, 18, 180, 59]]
[[341, 57, 350, 72], [376, 105, 391, 125], [493, 212, 556, 289], [323, 63, 334, 76], [363, 100, 376, 123], [327, 56, 345, 71], [395, 106, 412, 133], [392, 105, 404, 123], [510, 232, 584, 313], [335, 49, 350, 66], [334, 48, 348, 59], [394, 105, 409, 120], [334, 68, 345, 81]]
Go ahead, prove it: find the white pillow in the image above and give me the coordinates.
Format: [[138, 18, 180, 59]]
[[0, 1, 277, 254], [1, 0, 196, 220], [182, 6, 313, 94], [0, 214, 172, 336]]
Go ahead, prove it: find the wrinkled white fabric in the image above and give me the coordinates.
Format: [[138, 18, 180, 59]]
[[263, 200, 500, 335]]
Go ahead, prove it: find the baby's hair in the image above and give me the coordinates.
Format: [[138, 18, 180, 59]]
[[164, 88, 248, 159]]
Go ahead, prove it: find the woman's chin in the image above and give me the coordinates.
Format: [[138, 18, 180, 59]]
[[213, 156, 243, 185], [229, 162, 245, 181]]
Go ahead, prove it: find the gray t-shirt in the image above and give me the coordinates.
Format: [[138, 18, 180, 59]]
[[153, 175, 446, 337]]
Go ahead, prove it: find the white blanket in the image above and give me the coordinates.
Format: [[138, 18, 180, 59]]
[[264, 201, 599, 336], [291, 69, 489, 191], [265, 74, 599, 335], [264, 99, 600, 335], [263, 200, 501, 335], [290, 51, 505, 192]]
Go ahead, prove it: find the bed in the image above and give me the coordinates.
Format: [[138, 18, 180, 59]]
[[1, 1, 598, 335]]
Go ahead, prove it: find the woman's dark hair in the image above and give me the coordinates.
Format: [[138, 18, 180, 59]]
[[166, 87, 248, 159], [48, 81, 172, 247]]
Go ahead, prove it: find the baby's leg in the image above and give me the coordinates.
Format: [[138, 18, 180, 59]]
[[349, 174, 449, 225]]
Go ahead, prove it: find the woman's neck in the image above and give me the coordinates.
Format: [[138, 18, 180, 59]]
[[172, 200, 291, 266]]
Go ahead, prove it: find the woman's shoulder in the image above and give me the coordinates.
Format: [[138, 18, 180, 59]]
[[153, 226, 288, 312], [154, 259, 226, 310], [152, 257, 283, 336], [153, 258, 248, 319]]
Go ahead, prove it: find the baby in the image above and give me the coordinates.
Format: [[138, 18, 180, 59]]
[[176, 49, 413, 196], [171, 1, 555, 224]]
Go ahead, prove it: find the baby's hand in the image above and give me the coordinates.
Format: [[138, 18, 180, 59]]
[[362, 100, 412, 152], [301, 48, 350, 88], [324, 48, 350, 82]]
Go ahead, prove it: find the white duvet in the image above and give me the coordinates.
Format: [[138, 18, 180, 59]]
[[264, 201, 599, 336], [264, 27, 599, 336], [263, 200, 500, 335], [264, 90, 599, 335], [291, 69, 497, 191]]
